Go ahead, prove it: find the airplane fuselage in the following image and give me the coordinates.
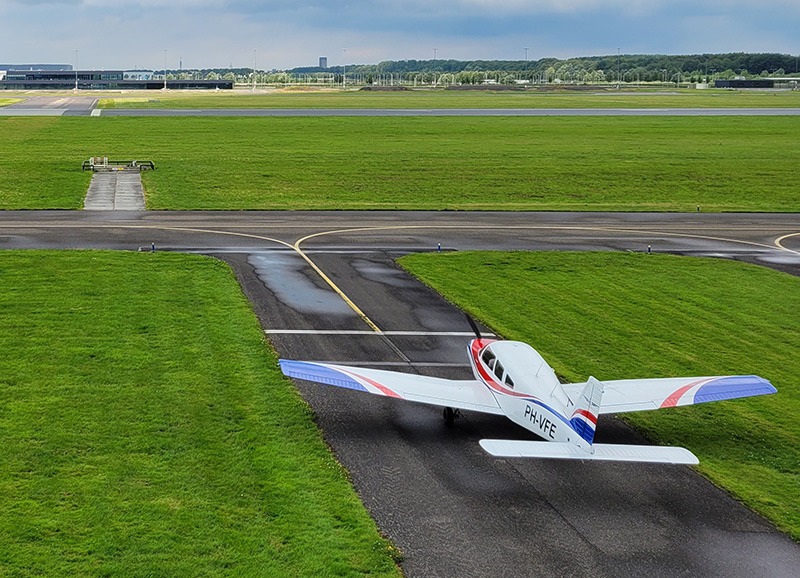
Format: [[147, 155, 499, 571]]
[[467, 338, 589, 448]]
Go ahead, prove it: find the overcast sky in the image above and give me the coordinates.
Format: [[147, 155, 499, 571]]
[[1, 1, 798, 70]]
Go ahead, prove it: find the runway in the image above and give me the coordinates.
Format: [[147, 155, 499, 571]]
[[2, 210, 799, 576], [2, 96, 800, 117]]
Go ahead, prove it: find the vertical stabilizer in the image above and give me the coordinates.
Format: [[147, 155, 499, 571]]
[[569, 376, 604, 447]]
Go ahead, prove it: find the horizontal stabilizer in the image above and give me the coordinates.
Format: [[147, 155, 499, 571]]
[[479, 439, 698, 465]]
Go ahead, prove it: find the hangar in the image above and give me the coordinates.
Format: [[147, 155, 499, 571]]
[[713, 78, 798, 89], [0, 68, 232, 90]]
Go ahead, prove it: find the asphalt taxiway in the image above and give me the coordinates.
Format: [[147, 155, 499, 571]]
[[2, 210, 799, 577]]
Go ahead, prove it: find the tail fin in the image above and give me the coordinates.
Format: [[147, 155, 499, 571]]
[[569, 376, 604, 447]]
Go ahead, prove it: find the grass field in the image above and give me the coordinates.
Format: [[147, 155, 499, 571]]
[[1, 116, 798, 211], [399, 251, 799, 541], [0, 251, 401, 577], [0, 98, 20, 107], [97, 88, 800, 109]]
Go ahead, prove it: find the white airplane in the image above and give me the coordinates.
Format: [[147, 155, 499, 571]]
[[279, 321, 776, 465]]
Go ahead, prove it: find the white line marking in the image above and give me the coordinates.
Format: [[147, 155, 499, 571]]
[[265, 329, 493, 336]]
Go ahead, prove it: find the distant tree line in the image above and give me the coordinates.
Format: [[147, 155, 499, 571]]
[[289, 52, 800, 84], [164, 53, 799, 86]]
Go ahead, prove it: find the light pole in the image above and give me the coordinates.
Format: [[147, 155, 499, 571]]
[[252, 49, 257, 91], [342, 48, 347, 89], [433, 47, 437, 87], [616, 47, 621, 89], [524, 47, 529, 82], [163, 49, 167, 90], [74, 49, 78, 91]]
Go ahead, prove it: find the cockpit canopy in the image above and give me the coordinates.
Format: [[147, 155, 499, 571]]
[[478, 340, 560, 393], [480, 346, 514, 388]]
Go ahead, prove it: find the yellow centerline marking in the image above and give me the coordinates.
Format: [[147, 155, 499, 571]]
[[153, 226, 293, 249], [293, 223, 787, 253], [589, 226, 783, 252], [291, 239, 383, 333]]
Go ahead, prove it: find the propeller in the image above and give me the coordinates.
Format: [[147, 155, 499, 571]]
[[465, 312, 482, 339]]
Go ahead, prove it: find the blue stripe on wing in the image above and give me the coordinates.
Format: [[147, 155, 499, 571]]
[[279, 360, 368, 393], [694, 375, 776, 404]]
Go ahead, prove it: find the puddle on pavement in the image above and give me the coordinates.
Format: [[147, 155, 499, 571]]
[[248, 252, 355, 316], [758, 253, 800, 265], [350, 258, 419, 289]]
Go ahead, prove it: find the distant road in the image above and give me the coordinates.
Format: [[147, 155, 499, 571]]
[[95, 107, 800, 117]]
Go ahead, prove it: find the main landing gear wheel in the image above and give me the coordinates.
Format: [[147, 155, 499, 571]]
[[443, 407, 461, 428]]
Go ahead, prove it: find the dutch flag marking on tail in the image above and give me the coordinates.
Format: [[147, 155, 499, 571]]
[[569, 376, 604, 446]]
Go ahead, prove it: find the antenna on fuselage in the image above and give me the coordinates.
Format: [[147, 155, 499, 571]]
[[465, 313, 482, 339]]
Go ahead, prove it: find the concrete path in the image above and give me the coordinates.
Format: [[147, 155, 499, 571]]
[[84, 171, 145, 210]]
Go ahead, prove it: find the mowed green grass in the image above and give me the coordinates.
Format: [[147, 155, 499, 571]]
[[0, 251, 400, 577], [97, 89, 800, 109], [1, 116, 798, 211], [399, 251, 799, 540], [0, 98, 20, 107]]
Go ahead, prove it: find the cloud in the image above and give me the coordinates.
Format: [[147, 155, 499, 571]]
[[0, 0, 797, 70]]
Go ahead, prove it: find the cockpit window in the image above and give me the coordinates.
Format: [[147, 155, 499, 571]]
[[494, 361, 504, 380], [504, 374, 514, 388], [481, 348, 498, 370]]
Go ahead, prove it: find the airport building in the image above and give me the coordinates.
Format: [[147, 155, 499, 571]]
[[714, 78, 798, 89], [0, 68, 233, 90]]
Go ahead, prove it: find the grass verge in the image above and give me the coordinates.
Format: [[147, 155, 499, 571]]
[[0, 251, 401, 577], [399, 251, 799, 541], [97, 88, 800, 109], [0, 98, 21, 107], [1, 116, 798, 211]]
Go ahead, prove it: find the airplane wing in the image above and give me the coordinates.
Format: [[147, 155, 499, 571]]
[[561, 374, 776, 414], [279, 359, 504, 415]]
